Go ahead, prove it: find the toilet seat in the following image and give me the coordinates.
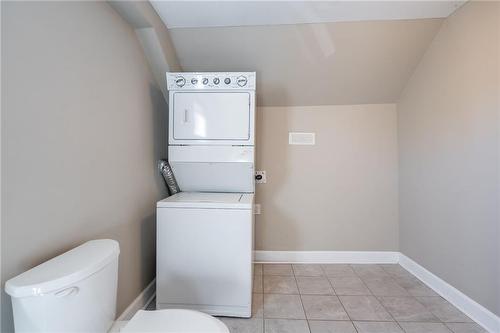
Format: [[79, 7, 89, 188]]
[[121, 309, 229, 333]]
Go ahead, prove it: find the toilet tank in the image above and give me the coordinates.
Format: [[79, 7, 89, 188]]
[[5, 239, 120, 333]]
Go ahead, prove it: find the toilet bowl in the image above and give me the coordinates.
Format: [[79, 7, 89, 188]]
[[5, 239, 228, 333], [122, 309, 228, 333]]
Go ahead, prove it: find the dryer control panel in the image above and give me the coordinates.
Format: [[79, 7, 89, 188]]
[[167, 72, 256, 90]]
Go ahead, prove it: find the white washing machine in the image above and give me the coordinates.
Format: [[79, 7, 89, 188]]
[[156, 192, 254, 317], [157, 72, 256, 317]]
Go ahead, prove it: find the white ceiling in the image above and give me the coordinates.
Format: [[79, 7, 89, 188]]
[[151, 1, 465, 28]]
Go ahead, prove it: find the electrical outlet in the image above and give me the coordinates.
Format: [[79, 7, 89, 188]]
[[254, 204, 261, 215], [255, 171, 266, 184]]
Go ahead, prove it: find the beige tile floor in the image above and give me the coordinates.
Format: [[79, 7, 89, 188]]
[[217, 264, 486, 333]]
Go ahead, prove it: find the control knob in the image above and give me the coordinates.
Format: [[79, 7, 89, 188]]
[[224, 78, 231, 84], [237, 76, 248, 87], [191, 78, 198, 85], [175, 76, 186, 87], [202, 78, 209, 85], [213, 78, 220, 85]]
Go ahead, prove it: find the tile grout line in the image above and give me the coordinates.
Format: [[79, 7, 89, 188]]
[[291, 264, 312, 333], [350, 264, 411, 333], [322, 264, 360, 333], [372, 264, 459, 332], [376, 264, 411, 333], [255, 264, 265, 333], [378, 264, 460, 330], [260, 265, 265, 333]]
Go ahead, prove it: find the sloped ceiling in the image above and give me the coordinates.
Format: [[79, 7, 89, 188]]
[[168, 19, 443, 106], [150, 1, 458, 106]]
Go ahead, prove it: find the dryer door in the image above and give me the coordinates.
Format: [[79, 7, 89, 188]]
[[170, 91, 254, 145]]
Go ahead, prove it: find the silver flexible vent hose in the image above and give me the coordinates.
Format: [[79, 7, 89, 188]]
[[158, 160, 180, 195]]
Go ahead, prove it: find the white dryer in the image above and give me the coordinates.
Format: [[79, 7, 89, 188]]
[[157, 72, 256, 318], [166, 72, 256, 193], [167, 72, 255, 147]]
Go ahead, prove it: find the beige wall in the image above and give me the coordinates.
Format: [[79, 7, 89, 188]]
[[1, 2, 169, 331], [398, 1, 499, 315], [255, 104, 399, 251]]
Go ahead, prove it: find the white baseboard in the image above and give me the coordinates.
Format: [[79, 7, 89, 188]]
[[399, 254, 500, 333], [116, 279, 156, 321], [254, 250, 400, 264]]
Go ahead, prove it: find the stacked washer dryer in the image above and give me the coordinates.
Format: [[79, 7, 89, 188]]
[[156, 72, 256, 318]]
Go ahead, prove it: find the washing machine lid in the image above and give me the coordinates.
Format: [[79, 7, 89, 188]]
[[122, 309, 229, 333], [5, 239, 119, 298], [157, 192, 253, 209]]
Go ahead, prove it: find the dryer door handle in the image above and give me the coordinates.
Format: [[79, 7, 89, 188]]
[[183, 109, 189, 123]]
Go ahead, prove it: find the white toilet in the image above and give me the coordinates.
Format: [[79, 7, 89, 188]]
[[5, 239, 229, 333]]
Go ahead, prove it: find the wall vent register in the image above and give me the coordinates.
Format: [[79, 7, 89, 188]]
[[289, 132, 316, 145]]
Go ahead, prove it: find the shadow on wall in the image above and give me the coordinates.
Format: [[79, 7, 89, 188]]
[[140, 214, 157, 288], [131, 83, 168, 310], [147, 81, 168, 292], [255, 86, 304, 250], [150, 82, 170, 197]]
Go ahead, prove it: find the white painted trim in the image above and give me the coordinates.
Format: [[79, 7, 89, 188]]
[[254, 250, 399, 264], [399, 254, 500, 333], [116, 278, 156, 321]]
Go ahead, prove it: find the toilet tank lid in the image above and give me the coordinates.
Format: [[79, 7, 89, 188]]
[[5, 239, 120, 298]]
